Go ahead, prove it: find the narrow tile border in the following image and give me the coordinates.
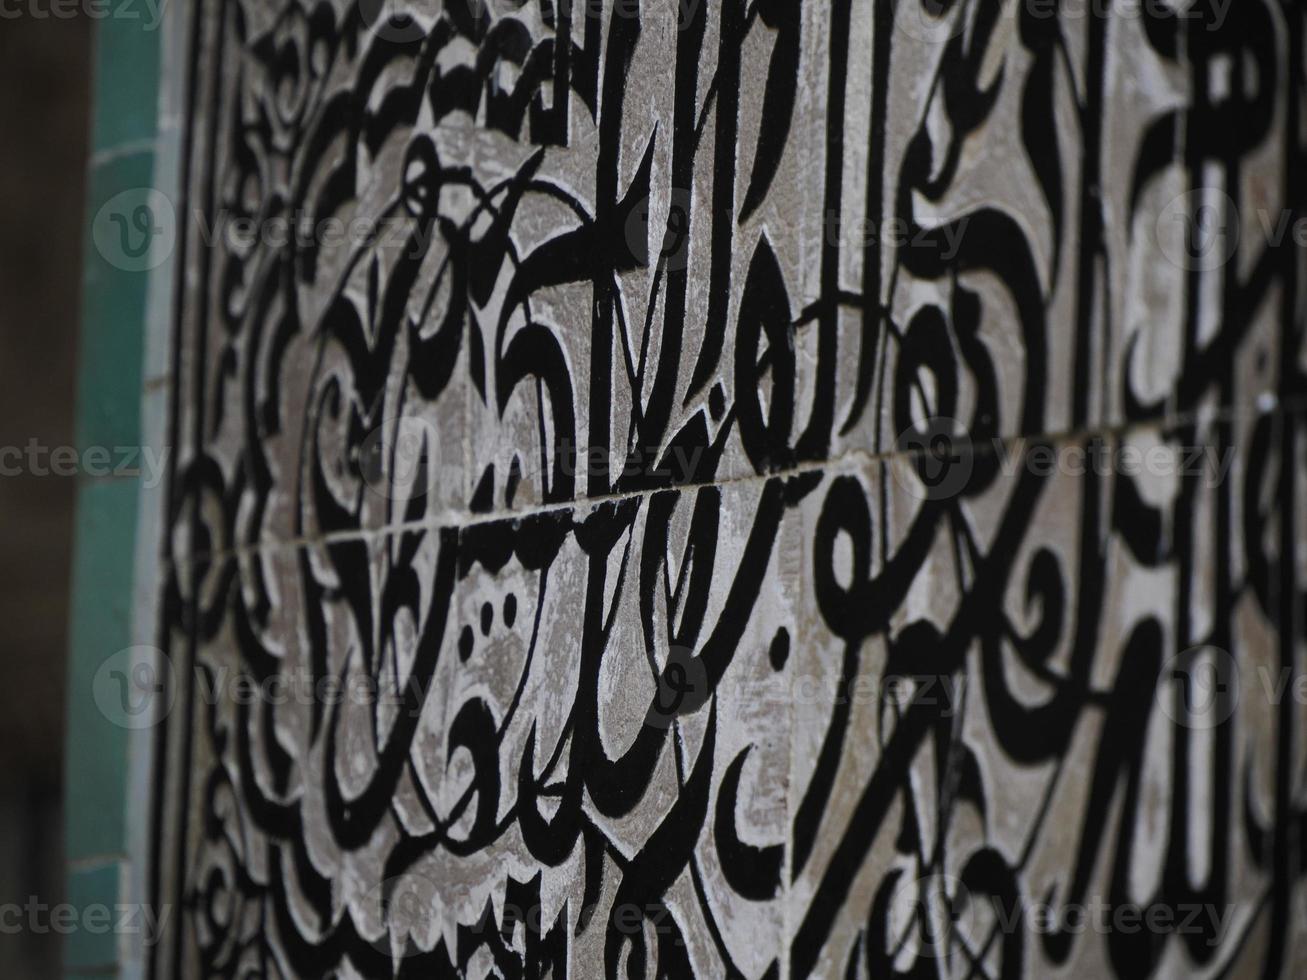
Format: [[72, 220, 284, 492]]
[[64, 5, 180, 977]]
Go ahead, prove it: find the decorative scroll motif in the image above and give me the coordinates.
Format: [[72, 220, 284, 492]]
[[150, 0, 1307, 976]]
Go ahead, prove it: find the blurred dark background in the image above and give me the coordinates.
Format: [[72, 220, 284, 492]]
[[0, 11, 93, 978]]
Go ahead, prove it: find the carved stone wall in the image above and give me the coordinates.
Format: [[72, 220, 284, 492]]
[[148, 1, 1307, 976]]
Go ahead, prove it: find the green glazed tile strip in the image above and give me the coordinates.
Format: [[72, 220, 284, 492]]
[[65, 8, 165, 978], [64, 860, 122, 973], [76, 150, 154, 454], [63, 478, 139, 865], [90, 8, 161, 152]]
